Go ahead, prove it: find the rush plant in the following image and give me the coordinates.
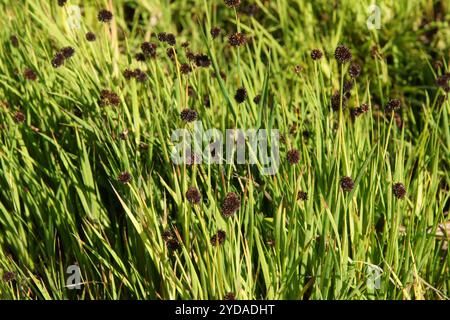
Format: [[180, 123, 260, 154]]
[[0, 0, 449, 300]]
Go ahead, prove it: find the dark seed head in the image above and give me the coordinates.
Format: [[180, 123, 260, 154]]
[[61, 46, 75, 59], [135, 52, 146, 62], [211, 230, 226, 246], [351, 108, 360, 117], [134, 69, 147, 82], [10, 35, 19, 47], [221, 192, 241, 217], [352, 103, 369, 117], [167, 239, 181, 251], [393, 182, 406, 199], [157, 32, 167, 42], [297, 191, 308, 201], [224, 292, 236, 300], [180, 63, 192, 75], [360, 103, 369, 113], [194, 54, 211, 68], [166, 47, 176, 60], [340, 176, 354, 192], [23, 68, 37, 81], [108, 93, 120, 106], [310, 49, 323, 60], [123, 69, 135, 80], [253, 94, 261, 104], [234, 87, 247, 103], [100, 90, 111, 100], [343, 80, 354, 93], [287, 149, 300, 165], [117, 171, 132, 184], [99, 90, 120, 107], [181, 41, 190, 48], [14, 111, 26, 123], [180, 108, 198, 122], [86, 32, 96, 42], [348, 63, 361, 78], [165, 33, 176, 46], [385, 98, 401, 113], [186, 187, 201, 205], [331, 92, 347, 111], [210, 27, 221, 39], [334, 45, 352, 64], [141, 42, 157, 58], [228, 32, 247, 47], [186, 50, 196, 61], [98, 9, 113, 23], [224, 0, 241, 8], [52, 53, 65, 68], [58, 0, 67, 6]]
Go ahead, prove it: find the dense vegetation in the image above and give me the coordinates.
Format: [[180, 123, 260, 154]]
[[0, 0, 449, 299]]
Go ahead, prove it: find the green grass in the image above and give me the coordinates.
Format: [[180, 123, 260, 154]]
[[0, 0, 449, 300]]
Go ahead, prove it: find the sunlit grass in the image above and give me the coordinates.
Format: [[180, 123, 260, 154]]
[[0, 0, 449, 300]]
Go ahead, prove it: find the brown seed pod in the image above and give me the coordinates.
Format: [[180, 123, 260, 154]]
[[180, 108, 198, 122], [393, 182, 406, 199], [186, 187, 201, 204], [287, 149, 300, 165], [234, 87, 247, 103], [335, 44, 352, 64], [117, 171, 132, 184], [310, 49, 323, 60], [340, 176, 354, 192], [228, 32, 247, 47], [86, 32, 96, 42], [98, 9, 113, 23], [221, 192, 241, 217]]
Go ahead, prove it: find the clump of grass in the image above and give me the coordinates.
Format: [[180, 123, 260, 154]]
[[0, 0, 449, 301]]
